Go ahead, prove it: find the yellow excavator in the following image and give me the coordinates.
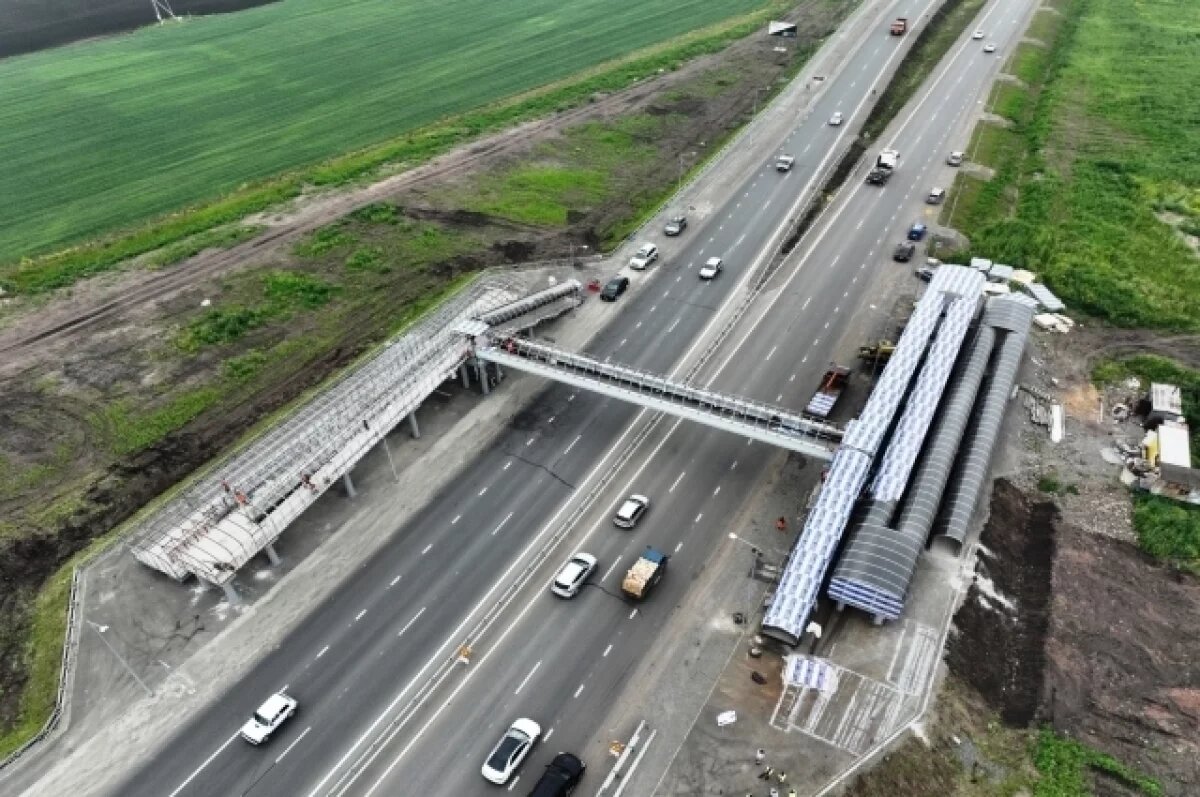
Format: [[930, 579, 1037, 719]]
[[858, 340, 895, 364]]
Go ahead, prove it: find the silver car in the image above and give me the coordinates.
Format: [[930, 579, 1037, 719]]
[[613, 494, 650, 528], [551, 553, 598, 598], [240, 692, 297, 745]]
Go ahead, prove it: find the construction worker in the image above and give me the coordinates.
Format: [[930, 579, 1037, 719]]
[[755, 748, 766, 765], [775, 516, 788, 532], [758, 766, 774, 781], [778, 771, 788, 784]]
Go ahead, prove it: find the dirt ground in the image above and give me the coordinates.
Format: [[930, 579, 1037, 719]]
[[0, 0, 856, 742]]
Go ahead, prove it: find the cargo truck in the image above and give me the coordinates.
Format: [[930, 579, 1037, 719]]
[[621, 547, 668, 600], [865, 148, 899, 185], [890, 17, 908, 35], [804, 365, 851, 419]]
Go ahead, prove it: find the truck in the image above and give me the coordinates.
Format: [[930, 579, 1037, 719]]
[[865, 148, 899, 185], [804, 365, 851, 419], [890, 17, 908, 35], [622, 547, 669, 600]]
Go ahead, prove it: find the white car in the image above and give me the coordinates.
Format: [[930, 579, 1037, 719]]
[[551, 553, 598, 598], [775, 154, 795, 172], [699, 256, 723, 280], [613, 494, 650, 528], [926, 187, 946, 204], [983, 43, 996, 53], [629, 243, 658, 270], [482, 718, 541, 784], [828, 111, 844, 126], [946, 151, 964, 166], [972, 30, 984, 39], [240, 692, 297, 745]]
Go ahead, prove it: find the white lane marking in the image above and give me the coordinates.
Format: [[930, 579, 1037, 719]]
[[619, 338, 627, 348], [451, 515, 461, 525], [855, 218, 864, 230], [735, 233, 747, 247], [573, 684, 585, 699], [789, 374, 796, 382], [389, 575, 401, 587], [316, 645, 330, 660], [824, 321, 830, 329], [803, 143, 812, 154], [662, 290, 670, 298], [478, 486, 488, 496], [548, 416, 555, 424], [602, 557, 622, 582], [628, 609, 639, 620], [802, 297, 812, 310], [615, 729, 658, 797], [730, 460, 738, 470], [667, 317, 681, 333], [525, 437, 535, 447], [276, 727, 312, 764], [603, 644, 613, 657], [507, 776, 520, 792], [695, 513, 703, 523], [544, 728, 554, 742], [421, 544, 433, 556], [514, 660, 542, 695], [812, 338, 821, 347], [650, 305, 657, 313], [355, 610, 367, 622], [491, 511, 515, 536], [167, 734, 238, 797], [564, 435, 582, 455], [675, 275, 681, 282], [674, 541, 683, 553], [776, 394, 783, 403], [765, 345, 778, 361], [397, 607, 426, 638], [802, 355, 809, 364], [713, 485, 721, 496], [568, 393, 576, 402], [635, 321, 642, 329], [669, 471, 686, 493]]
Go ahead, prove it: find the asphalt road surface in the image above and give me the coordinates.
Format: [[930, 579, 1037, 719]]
[[109, 0, 1033, 794]]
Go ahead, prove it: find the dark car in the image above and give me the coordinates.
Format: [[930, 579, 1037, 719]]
[[527, 752, 586, 797], [907, 222, 927, 241], [599, 276, 629, 301], [663, 215, 687, 236], [915, 266, 936, 282], [892, 242, 916, 262]]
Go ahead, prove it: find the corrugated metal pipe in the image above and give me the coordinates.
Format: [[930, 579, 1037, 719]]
[[934, 297, 1035, 550]]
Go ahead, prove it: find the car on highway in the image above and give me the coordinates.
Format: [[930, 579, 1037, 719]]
[[629, 243, 658, 270], [482, 717, 541, 784], [946, 151, 964, 166], [983, 42, 996, 53], [892, 242, 916, 262], [907, 222, 927, 241], [600, 276, 629, 301], [927, 187, 946, 204], [828, 111, 844, 126], [240, 692, 297, 745], [613, 494, 650, 528], [699, 256, 724, 280], [663, 215, 688, 236], [527, 752, 587, 797], [972, 29, 984, 39], [775, 154, 795, 172], [551, 553, 598, 598], [915, 265, 936, 282]]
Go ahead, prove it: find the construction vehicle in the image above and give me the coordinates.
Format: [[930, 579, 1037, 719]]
[[890, 17, 908, 35], [621, 547, 668, 600], [858, 340, 896, 364], [866, 149, 899, 185], [804, 365, 851, 419]]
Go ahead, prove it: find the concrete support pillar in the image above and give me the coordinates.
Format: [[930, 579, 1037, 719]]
[[872, 614, 886, 627], [265, 543, 281, 567], [220, 580, 241, 606], [343, 472, 357, 498], [836, 601, 846, 612], [477, 362, 490, 395], [459, 363, 471, 389], [408, 411, 420, 439]]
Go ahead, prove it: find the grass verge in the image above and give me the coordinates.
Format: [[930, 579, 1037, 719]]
[[1033, 728, 1162, 796]]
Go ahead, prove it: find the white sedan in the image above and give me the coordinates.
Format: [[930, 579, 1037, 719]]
[[240, 692, 297, 744], [551, 553, 598, 598], [699, 256, 724, 280], [482, 718, 541, 784], [829, 111, 844, 126], [972, 30, 984, 39], [983, 43, 997, 53]]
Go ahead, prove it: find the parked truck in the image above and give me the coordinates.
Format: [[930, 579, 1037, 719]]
[[804, 365, 851, 419], [622, 547, 669, 600], [865, 148, 899, 185], [890, 17, 908, 35]]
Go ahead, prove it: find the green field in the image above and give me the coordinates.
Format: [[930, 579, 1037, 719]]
[[945, 0, 1200, 331], [0, 0, 765, 261]]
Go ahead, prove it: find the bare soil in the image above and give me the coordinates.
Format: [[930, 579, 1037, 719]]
[[0, 0, 853, 740]]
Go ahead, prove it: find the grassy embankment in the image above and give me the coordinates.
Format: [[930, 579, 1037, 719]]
[[0, 0, 781, 292], [0, 0, 832, 758], [844, 680, 1160, 797], [942, 0, 1200, 331]]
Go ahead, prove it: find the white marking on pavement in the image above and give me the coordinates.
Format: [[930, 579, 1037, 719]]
[[503, 461, 512, 471], [713, 485, 721, 496], [802, 297, 812, 310], [667, 317, 681, 333], [695, 513, 703, 523], [397, 607, 425, 638], [167, 734, 238, 797], [603, 644, 613, 657], [544, 728, 554, 742], [573, 684, 585, 699], [491, 512, 514, 536], [525, 438, 535, 447], [564, 435, 582, 455], [514, 660, 542, 695], [478, 486, 488, 496], [276, 727, 311, 764], [789, 373, 796, 382], [355, 609, 367, 622], [316, 645, 330, 660], [675, 541, 683, 553], [669, 471, 686, 492], [451, 515, 461, 525], [421, 544, 433, 555], [628, 609, 639, 620], [389, 575, 401, 587], [765, 345, 777, 361], [602, 557, 622, 582], [730, 460, 738, 470]]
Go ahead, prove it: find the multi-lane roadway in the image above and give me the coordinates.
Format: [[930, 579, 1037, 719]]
[[109, 0, 1037, 794]]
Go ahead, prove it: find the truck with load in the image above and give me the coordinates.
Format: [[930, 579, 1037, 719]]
[[622, 547, 668, 600], [865, 148, 899, 185], [890, 17, 908, 35], [804, 364, 851, 419]]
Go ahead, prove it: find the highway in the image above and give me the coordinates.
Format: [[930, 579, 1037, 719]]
[[108, 0, 1032, 794]]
